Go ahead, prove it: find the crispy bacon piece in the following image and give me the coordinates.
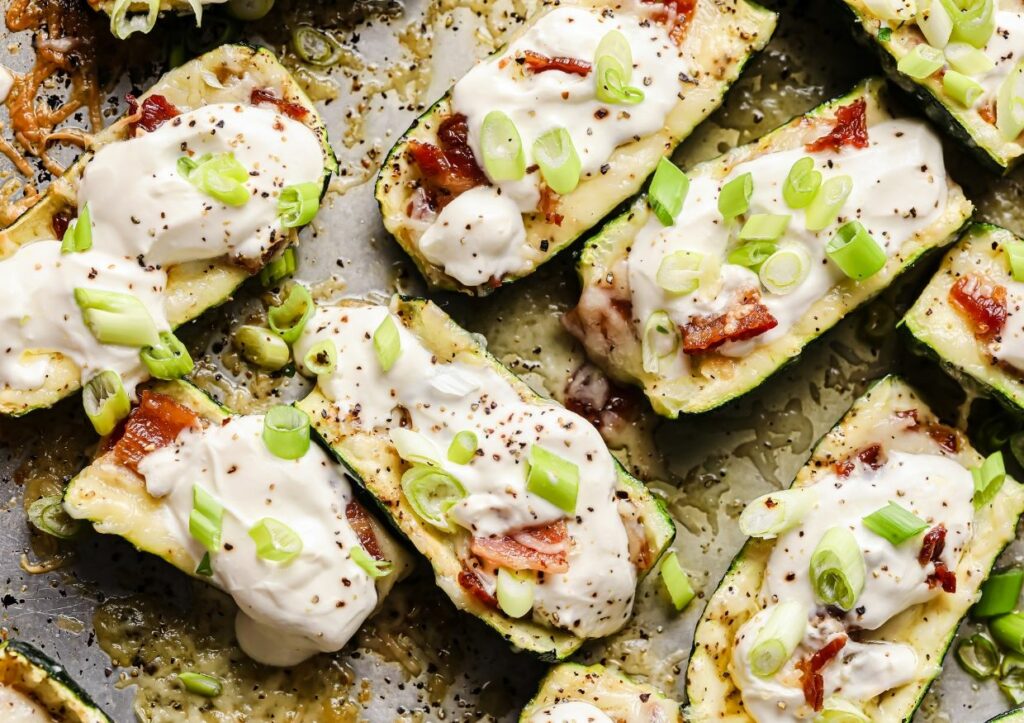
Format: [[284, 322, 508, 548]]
[[928, 562, 957, 593], [950, 274, 1007, 338], [127, 94, 180, 135], [250, 88, 309, 121], [797, 635, 847, 711], [51, 208, 74, 239], [918, 524, 946, 566], [564, 363, 640, 434], [520, 50, 592, 77], [346, 500, 383, 560], [980, 103, 997, 126], [111, 391, 200, 473], [928, 425, 959, 454], [806, 98, 869, 153], [833, 444, 884, 477], [470, 520, 570, 573], [539, 185, 564, 226], [407, 114, 487, 208], [643, 0, 697, 44], [681, 291, 778, 353], [458, 568, 498, 607]]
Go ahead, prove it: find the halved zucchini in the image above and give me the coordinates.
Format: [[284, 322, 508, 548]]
[[567, 79, 973, 418], [0, 43, 336, 418], [990, 709, 1024, 722], [904, 223, 1024, 414], [374, 0, 777, 295], [837, 0, 1023, 173], [295, 296, 676, 660], [686, 376, 1024, 721], [0, 639, 110, 722], [518, 663, 682, 722]]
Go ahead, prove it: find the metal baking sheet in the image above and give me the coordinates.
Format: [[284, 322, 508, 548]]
[[1, 0, 1023, 720]]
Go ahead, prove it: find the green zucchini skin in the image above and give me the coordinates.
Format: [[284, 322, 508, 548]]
[[569, 78, 974, 418], [0, 639, 111, 722], [989, 708, 1024, 722], [518, 662, 682, 721], [296, 296, 676, 661], [374, 0, 778, 296], [0, 43, 336, 419], [685, 375, 1024, 722]]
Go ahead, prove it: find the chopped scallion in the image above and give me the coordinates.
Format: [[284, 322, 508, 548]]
[[189, 484, 223, 553], [27, 495, 81, 540], [944, 69, 984, 107], [480, 111, 526, 182], [249, 517, 303, 563], [302, 339, 337, 376], [178, 152, 250, 206], [1000, 653, 1024, 704], [178, 672, 222, 698], [975, 569, 1024, 618], [648, 158, 689, 226], [759, 245, 810, 295], [993, 611, 1024, 655], [748, 601, 807, 677], [259, 248, 297, 288], [945, 41, 996, 75], [739, 213, 790, 242], [60, 203, 92, 254], [998, 59, 1024, 141], [809, 526, 865, 611], [956, 633, 1000, 679], [497, 568, 535, 618], [82, 371, 131, 436], [718, 173, 753, 221], [861, 501, 928, 545], [400, 465, 466, 532], [826, 221, 887, 280], [641, 311, 679, 374], [816, 698, 869, 723], [109, 0, 158, 39], [916, 0, 953, 47], [877, 27, 893, 42], [533, 128, 581, 195], [373, 315, 401, 372], [526, 445, 579, 513], [728, 241, 777, 271], [783, 157, 822, 210], [594, 30, 644, 105], [1006, 239, 1024, 282], [74, 288, 161, 348], [739, 488, 815, 539], [448, 430, 478, 465], [141, 331, 194, 380], [351, 546, 393, 578], [195, 552, 213, 577], [389, 428, 441, 467], [897, 43, 945, 79], [233, 325, 290, 371], [656, 250, 704, 295], [660, 551, 695, 611], [972, 450, 1006, 508], [267, 283, 314, 344], [951, 0, 995, 48], [277, 182, 321, 228], [262, 405, 311, 460], [805, 175, 853, 232]]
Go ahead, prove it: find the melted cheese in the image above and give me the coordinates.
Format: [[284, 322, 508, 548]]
[[527, 701, 615, 723]]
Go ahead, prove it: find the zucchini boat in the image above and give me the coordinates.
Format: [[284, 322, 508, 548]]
[[0, 640, 110, 722], [904, 223, 1024, 414], [565, 79, 973, 417], [63, 380, 412, 667], [293, 297, 675, 659], [0, 43, 334, 419], [687, 375, 1024, 722], [518, 663, 682, 722], [838, 0, 1024, 172], [375, 0, 777, 295]]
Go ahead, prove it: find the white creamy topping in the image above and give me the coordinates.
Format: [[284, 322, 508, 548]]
[[628, 119, 947, 367], [294, 305, 637, 637], [528, 701, 615, 723], [0, 65, 14, 105], [138, 415, 379, 667], [79, 103, 323, 267], [0, 240, 169, 392], [993, 278, 1024, 368], [964, 6, 1024, 106], [0, 685, 52, 723]]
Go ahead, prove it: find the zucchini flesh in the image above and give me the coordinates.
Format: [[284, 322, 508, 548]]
[[686, 375, 1024, 721], [0, 640, 111, 723], [568, 79, 973, 418], [0, 44, 336, 418], [295, 296, 676, 660], [904, 223, 1024, 415], [518, 663, 681, 721], [375, 0, 777, 295]]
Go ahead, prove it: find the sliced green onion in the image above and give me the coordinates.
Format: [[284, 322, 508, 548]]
[[826, 221, 887, 280], [972, 450, 1006, 508], [291, 26, 342, 66], [110, 0, 158, 39], [496, 568, 534, 618], [759, 246, 810, 295], [1001, 653, 1024, 704], [233, 325, 290, 371], [783, 157, 822, 210], [351, 546, 392, 578], [74, 288, 161, 348], [739, 214, 790, 242], [897, 42, 945, 79], [27, 495, 81, 540], [533, 128, 581, 195], [227, 0, 275, 21], [61, 203, 92, 254], [82, 371, 131, 436], [944, 70, 984, 106], [975, 569, 1024, 618], [748, 601, 807, 677], [259, 248, 297, 288], [249, 517, 303, 563], [945, 41, 995, 74], [993, 612, 1024, 655], [728, 241, 778, 271], [648, 158, 690, 226], [401, 465, 466, 532], [302, 339, 337, 376], [998, 60, 1024, 141], [373, 315, 401, 372], [861, 501, 928, 545], [186, 0, 203, 27], [739, 488, 815, 539], [1006, 239, 1024, 282], [657, 250, 704, 294], [660, 551, 695, 611], [816, 698, 870, 723], [195, 552, 213, 577], [189, 484, 223, 554], [526, 445, 579, 513], [448, 431, 478, 465], [641, 311, 679, 374], [594, 31, 644, 105], [877, 27, 893, 42], [864, 0, 917, 20], [480, 111, 526, 182], [389, 428, 441, 467], [262, 405, 310, 460], [809, 526, 865, 611], [178, 672, 222, 698], [951, 0, 995, 47], [178, 152, 250, 207], [277, 182, 321, 228], [718, 173, 753, 221], [916, 0, 953, 47], [805, 175, 853, 232], [141, 331, 194, 380], [267, 284, 314, 344], [955, 633, 1000, 679]]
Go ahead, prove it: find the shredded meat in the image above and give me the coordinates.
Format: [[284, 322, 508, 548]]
[[798, 635, 847, 711], [250, 87, 309, 121], [470, 520, 569, 573], [681, 290, 778, 353], [806, 98, 869, 153], [345, 500, 383, 560], [111, 391, 201, 473], [519, 50, 592, 76], [950, 274, 1007, 338], [126, 94, 180, 135], [833, 443, 884, 477], [407, 114, 487, 210], [458, 568, 498, 608]]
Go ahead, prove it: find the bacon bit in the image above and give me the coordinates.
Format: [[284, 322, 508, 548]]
[[519, 50, 592, 77], [681, 290, 778, 353], [895, 409, 919, 426], [797, 635, 847, 711], [950, 274, 1007, 338], [980, 102, 997, 126], [928, 424, 959, 454], [833, 444, 884, 477], [458, 568, 498, 608], [918, 524, 947, 566], [51, 208, 75, 239], [564, 363, 641, 434], [126, 94, 180, 135], [806, 98, 869, 153], [928, 561, 957, 593], [642, 0, 697, 44], [539, 185, 564, 226], [346, 501, 383, 560], [250, 88, 309, 121], [470, 520, 569, 573], [111, 391, 201, 473], [407, 114, 487, 209]]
